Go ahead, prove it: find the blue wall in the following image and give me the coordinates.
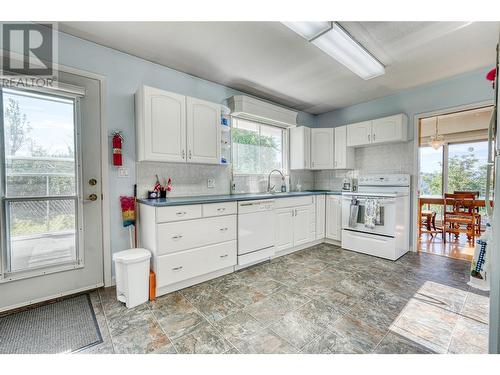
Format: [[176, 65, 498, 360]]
[[55, 32, 316, 272], [316, 67, 495, 129]]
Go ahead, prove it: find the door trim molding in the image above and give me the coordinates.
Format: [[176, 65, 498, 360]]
[[411, 99, 494, 254], [48, 61, 111, 287]]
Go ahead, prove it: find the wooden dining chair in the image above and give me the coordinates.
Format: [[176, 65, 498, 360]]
[[443, 193, 478, 243], [453, 191, 482, 235]]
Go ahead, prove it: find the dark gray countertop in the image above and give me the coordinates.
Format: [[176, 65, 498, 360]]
[[138, 190, 342, 207]]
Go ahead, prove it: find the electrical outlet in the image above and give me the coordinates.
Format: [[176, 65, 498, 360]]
[[118, 167, 129, 178], [207, 178, 215, 188]]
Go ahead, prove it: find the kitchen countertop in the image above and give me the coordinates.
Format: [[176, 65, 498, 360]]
[[138, 190, 343, 207]]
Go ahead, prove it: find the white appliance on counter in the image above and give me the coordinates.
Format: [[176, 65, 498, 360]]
[[237, 200, 275, 268], [341, 174, 410, 260]]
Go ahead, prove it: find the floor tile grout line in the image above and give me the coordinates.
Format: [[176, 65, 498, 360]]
[[97, 289, 117, 354], [175, 290, 239, 353]]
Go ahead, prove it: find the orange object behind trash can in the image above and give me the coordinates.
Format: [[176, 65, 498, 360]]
[[149, 270, 156, 301]]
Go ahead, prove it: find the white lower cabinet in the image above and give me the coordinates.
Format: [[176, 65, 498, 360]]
[[275, 203, 314, 252], [293, 207, 311, 246], [139, 202, 237, 296], [315, 195, 326, 239], [326, 195, 342, 241], [156, 241, 236, 287], [275, 208, 294, 252]]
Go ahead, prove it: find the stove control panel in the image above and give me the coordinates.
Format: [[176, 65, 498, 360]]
[[358, 174, 410, 187]]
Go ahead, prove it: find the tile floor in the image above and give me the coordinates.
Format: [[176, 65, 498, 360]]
[[81, 243, 490, 354]]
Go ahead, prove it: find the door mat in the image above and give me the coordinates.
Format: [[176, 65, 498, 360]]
[[0, 294, 102, 354]]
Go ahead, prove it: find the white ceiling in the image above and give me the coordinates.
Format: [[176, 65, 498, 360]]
[[59, 22, 500, 115]]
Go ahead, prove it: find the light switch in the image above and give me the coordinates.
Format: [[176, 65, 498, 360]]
[[207, 178, 215, 188]]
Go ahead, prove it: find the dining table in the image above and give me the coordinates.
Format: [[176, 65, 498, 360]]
[[418, 195, 492, 237]]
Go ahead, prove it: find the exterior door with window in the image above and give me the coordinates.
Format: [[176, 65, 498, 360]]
[[0, 70, 104, 311]]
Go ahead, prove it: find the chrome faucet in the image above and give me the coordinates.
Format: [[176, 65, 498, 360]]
[[267, 169, 285, 193]]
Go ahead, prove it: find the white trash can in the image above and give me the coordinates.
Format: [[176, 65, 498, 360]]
[[113, 248, 151, 308]]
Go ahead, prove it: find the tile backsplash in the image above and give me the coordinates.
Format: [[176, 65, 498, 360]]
[[137, 162, 314, 198], [137, 142, 413, 198]]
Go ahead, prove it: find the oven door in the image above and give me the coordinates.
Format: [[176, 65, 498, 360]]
[[342, 195, 396, 237]]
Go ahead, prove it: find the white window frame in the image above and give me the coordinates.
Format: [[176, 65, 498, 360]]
[[0, 87, 85, 282], [231, 117, 289, 176]]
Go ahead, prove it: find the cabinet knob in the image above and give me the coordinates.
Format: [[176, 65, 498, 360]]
[[219, 227, 228, 232], [172, 234, 183, 240], [176, 211, 186, 216], [172, 266, 183, 271], [217, 207, 226, 212], [220, 254, 228, 258]]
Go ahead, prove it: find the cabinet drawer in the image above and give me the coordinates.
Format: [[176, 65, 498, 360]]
[[156, 240, 236, 287], [156, 205, 202, 223], [203, 202, 237, 217], [157, 215, 236, 255], [274, 196, 313, 209]]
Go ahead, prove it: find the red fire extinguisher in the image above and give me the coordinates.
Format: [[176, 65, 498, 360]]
[[112, 132, 123, 166]]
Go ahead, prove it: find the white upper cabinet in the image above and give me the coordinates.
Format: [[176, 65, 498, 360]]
[[290, 126, 311, 170], [346, 120, 372, 147], [346, 114, 408, 147], [371, 114, 408, 144], [136, 85, 222, 164], [186, 97, 221, 164], [136, 86, 186, 162], [334, 126, 354, 169], [311, 128, 334, 170]]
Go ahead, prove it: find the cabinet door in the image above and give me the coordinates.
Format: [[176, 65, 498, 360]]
[[315, 195, 326, 239], [140, 86, 186, 162], [275, 208, 294, 252], [290, 126, 311, 170], [334, 126, 354, 169], [186, 97, 221, 164], [346, 120, 372, 147], [293, 207, 311, 246], [311, 128, 334, 170], [326, 196, 342, 240], [371, 114, 407, 144]]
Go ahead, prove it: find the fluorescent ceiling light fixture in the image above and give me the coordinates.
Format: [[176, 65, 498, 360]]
[[283, 22, 385, 80], [281, 21, 331, 40]]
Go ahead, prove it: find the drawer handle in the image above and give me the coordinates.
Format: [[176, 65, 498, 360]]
[[172, 234, 183, 240], [176, 211, 186, 216], [172, 266, 183, 271], [220, 254, 228, 258], [219, 227, 228, 232], [217, 208, 226, 212]]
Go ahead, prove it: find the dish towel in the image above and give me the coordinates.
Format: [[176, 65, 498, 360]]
[[364, 198, 380, 229], [349, 198, 359, 227]]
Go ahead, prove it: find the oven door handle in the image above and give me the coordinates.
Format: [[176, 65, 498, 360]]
[[346, 197, 396, 204]]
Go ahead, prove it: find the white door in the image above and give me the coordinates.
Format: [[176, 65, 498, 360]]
[[0, 71, 104, 311], [346, 120, 372, 147], [293, 207, 311, 246], [141, 86, 186, 162], [311, 128, 334, 169], [371, 114, 405, 144], [326, 196, 342, 240], [186, 97, 221, 164], [275, 208, 294, 251], [315, 195, 326, 239]]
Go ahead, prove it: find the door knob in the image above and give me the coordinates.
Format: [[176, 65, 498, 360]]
[[88, 194, 98, 201]]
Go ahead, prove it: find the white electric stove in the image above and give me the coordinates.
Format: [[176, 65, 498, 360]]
[[341, 174, 410, 260]]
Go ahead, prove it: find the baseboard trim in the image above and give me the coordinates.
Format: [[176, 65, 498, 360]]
[[156, 267, 234, 297], [324, 238, 341, 246]]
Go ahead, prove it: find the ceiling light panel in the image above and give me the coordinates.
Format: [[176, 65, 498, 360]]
[[282, 22, 331, 40], [282, 21, 385, 80]]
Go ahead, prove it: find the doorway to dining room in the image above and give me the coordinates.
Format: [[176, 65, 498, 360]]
[[417, 105, 494, 261]]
